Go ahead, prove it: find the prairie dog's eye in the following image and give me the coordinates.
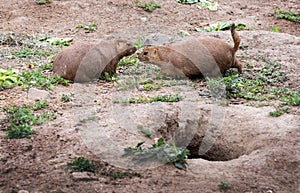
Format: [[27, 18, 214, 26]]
[[143, 51, 148, 55]]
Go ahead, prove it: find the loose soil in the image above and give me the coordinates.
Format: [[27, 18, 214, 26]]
[[0, 0, 299, 193]]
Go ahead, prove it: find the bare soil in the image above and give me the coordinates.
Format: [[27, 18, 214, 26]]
[[0, 0, 299, 193]]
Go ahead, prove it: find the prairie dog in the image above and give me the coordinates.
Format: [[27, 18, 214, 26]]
[[138, 24, 242, 78], [53, 40, 137, 82]]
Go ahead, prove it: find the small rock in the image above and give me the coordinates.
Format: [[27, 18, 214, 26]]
[[27, 88, 51, 100], [71, 172, 98, 181]]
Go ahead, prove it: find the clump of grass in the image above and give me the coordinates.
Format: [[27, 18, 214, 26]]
[[61, 93, 74, 102], [76, 21, 97, 31], [101, 169, 141, 180], [123, 138, 190, 169], [275, 8, 300, 23], [99, 72, 118, 82], [135, 1, 161, 12], [138, 125, 153, 138], [66, 157, 95, 172], [114, 94, 182, 104], [2, 100, 54, 139]]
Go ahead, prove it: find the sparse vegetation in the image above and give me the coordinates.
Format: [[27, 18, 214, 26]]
[[2, 100, 54, 139], [138, 125, 153, 138], [123, 138, 190, 169], [195, 22, 246, 32], [197, 0, 218, 11], [61, 93, 74, 102], [206, 57, 299, 116], [270, 26, 283, 33], [66, 157, 95, 172], [135, 1, 161, 12], [12, 47, 51, 59], [39, 36, 73, 47], [76, 21, 97, 31], [20, 68, 70, 90], [274, 8, 300, 23], [101, 169, 141, 180], [114, 94, 182, 104]]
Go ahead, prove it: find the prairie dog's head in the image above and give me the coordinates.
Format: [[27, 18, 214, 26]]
[[115, 40, 137, 55], [138, 46, 161, 62]]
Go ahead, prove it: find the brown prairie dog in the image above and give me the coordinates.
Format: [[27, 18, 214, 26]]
[[53, 40, 137, 82], [138, 23, 242, 78]]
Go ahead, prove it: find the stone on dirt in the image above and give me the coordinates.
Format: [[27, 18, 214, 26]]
[[27, 87, 51, 100]]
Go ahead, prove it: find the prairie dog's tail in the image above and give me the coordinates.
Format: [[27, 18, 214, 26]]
[[231, 23, 241, 53]]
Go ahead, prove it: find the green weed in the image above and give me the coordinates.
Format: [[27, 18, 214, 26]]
[[135, 1, 161, 12], [124, 138, 190, 169], [39, 36, 73, 47], [2, 101, 54, 139], [197, 0, 218, 11], [118, 54, 139, 67], [101, 169, 141, 180], [270, 26, 283, 33], [195, 22, 246, 32], [114, 94, 182, 104], [218, 181, 230, 191], [61, 93, 74, 102], [76, 21, 97, 31], [99, 72, 118, 82], [275, 9, 300, 23], [0, 68, 20, 90], [133, 38, 144, 49], [66, 157, 95, 172]]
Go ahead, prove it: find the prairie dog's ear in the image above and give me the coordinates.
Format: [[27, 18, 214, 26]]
[[153, 49, 157, 55]]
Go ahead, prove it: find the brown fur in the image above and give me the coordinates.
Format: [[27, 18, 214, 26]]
[[138, 24, 242, 78], [53, 40, 137, 82]]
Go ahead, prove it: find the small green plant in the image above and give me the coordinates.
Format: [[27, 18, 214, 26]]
[[39, 36, 73, 47], [150, 94, 182, 102], [66, 157, 95, 172], [138, 125, 153, 138], [133, 37, 144, 49], [36, 0, 52, 4], [99, 72, 118, 82], [197, 0, 218, 11], [123, 138, 190, 169], [275, 9, 300, 23], [269, 106, 290, 117], [218, 181, 230, 191], [118, 54, 139, 66], [2, 101, 54, 139], [101, 169, 141, 180], [270, 26, 283, 33], [76, 21, 97, 31], [61, 93, 74, 102], [0, 68, 20, 90], [135, 1, 161, 12], [195, 22, 246, 32]]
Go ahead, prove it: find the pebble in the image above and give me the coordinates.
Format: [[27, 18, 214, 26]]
[[71, 172, 98, 181]]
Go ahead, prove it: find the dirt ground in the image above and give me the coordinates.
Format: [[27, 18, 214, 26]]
[[0, 0, 300, 193]]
